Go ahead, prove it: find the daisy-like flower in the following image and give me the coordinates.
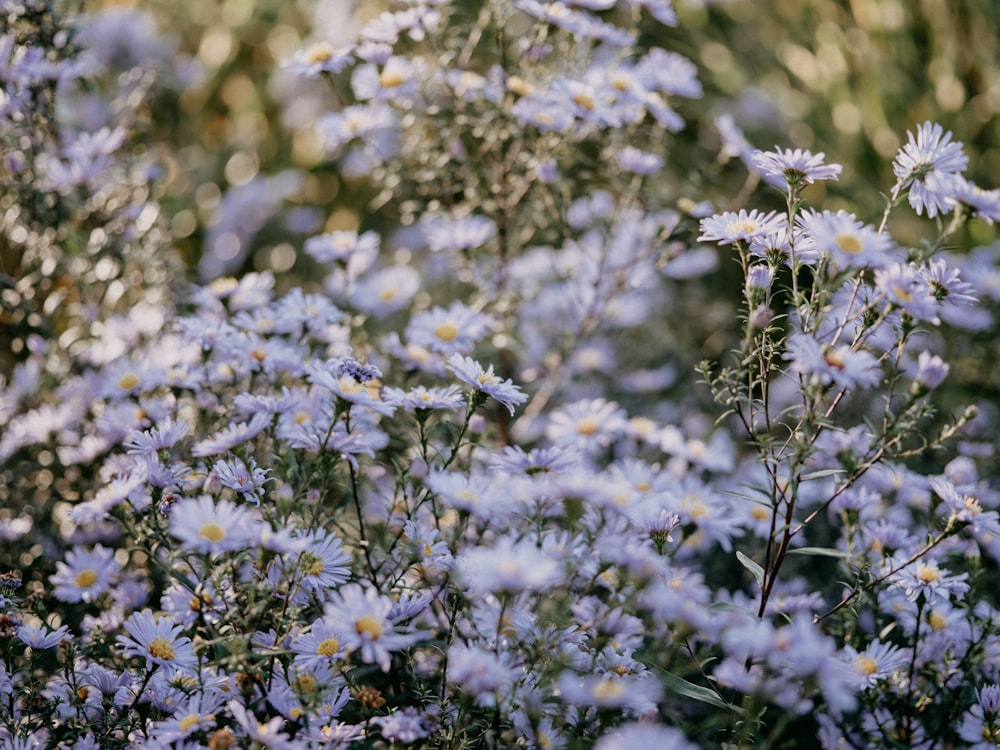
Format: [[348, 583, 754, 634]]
[[447, 354, 528, 415], [304, 229, 380, 265], [556, 671, 663, 714], [125, 418, 191, 455], [545, 397, 629, 453], [798, 209, 896, 269], [892, 121, 968, 217], [283, 41, 354, 78], [446, 643, 517, 707], [323, 585, 427, 672], [942, 174, 1000, 223], [50, 545, 121, 603], [407, 303, 493, 355], [842, 639, 909, 689], [350, 265, 421, 316], [752, 146, 842, 189], [455, 536, 562, 595], [421, 214, 496, 253], [169, 495, 262, 554], [191, 412, 271, 458], [17, 622, 71, 650], [698, 209, 783, 245], [594, 723, 698, 750], [306, 358, 395, 418], [291, 617, 346, 669], [887, 555, 970, 604], [382, 384, 465, 412], [118, 609, 197, 673], [290, 529, 352, 595], [874, 262, 940, 323], [784, 333, 881, 390], [211, 457, 271, 504], [147, 689, 226, 744]]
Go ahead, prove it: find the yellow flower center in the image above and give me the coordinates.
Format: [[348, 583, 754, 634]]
[[355, 615, 383, 639], [179, 713, 203, 731], [573, 93, 595, 111], [577, 417, 599, 435], [822, 346, 846, 370], [835, 233, 862, 254], [433, 321, 459, 342], [75, 569, 98, 588], [294, 674, 319, 693], [928, 610, 948, 630], [294, 411, 311, 425], [507, 76, 531, 96], [147, 636, 176, 661], [306, 42, 333, 64], [891, 284, 913, 303], [199, 522, 227, 543], [380, 70, 404, 88], [590, 679, 625, 700], [918, 563, 941, 583], [117, 372, 140, 391], [337, 376, 364, 394], [380, 288, 397, 301], [316, 637, 340, 657], [855, 656, 879, 676]]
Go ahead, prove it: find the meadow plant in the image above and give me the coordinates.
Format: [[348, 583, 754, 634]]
[[4, 1, 1000, 749]]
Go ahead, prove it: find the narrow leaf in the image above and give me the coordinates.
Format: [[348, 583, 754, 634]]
[[736, 550, 764, 588], [787, 546, 849, 559], [659, 670, 743, 714]]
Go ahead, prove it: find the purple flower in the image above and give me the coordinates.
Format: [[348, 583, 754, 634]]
[[447, 354, 528, 415], [752, 146, 842, 189], [784, 333, 881, 389], [698, 209, 783, 245], [893, 121, 968, 218]]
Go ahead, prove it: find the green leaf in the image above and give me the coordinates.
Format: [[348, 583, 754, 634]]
[[658, 670, 743, 714], [800, 469, 845, 481], [736, 550, 764, 588], [786, 546, 849, 559]]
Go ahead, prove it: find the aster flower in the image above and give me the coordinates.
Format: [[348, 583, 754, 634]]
[[169, 495, 263, 554], [556, 671, 663, 713], [408, 303, 493, 355], [290, 529, 352, 595], [323, 584, 428, 671], [211, 457, 271, 504], [874, 262, 941, 323], [421, 214, 496, 253], [545, 397, 629, 453], [118, 609, 197, 673], [382, 384, 465, 412], [887, 555, 970, 603], [455, 536, 562, 595], [942, 174, 1000, 223], [892, 121, 968, 218], [125, 418, 190, 455], [283, 41, 354, 78], [50, 545, 121, 603], [291, 617, 346, 669], [784, 333, 882, 390], [372, 707, 437, 744], [910, 350, 950, 392], [447, 354, 528, 415], [17, 622, 71, 650], [698, 209, 783, 245], [191, 412, 271, 458], [752, 146, 843, 189], [594, 723, 698, 750], [842, 639, 909, 689], [446, 643, 517, 707], [797, 209, 896, 269], [350, 265, 421, 316], [306, 358, 395, 418]]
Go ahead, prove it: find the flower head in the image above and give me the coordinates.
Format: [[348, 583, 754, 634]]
[[752, 146, 842, 189], [447, 354, 528, 415]]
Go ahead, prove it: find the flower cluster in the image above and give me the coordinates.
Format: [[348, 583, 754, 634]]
[[3, 1, 1000, 749]]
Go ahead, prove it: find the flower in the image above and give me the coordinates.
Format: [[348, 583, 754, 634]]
[[421, 214, 496, 253], [842, 639, 909, 688], [455, 536, 562, 595], [798, 209, 896, 269], [446, 643, 516, 707], [874, 263, 940, 323], [892, 121, 968, 217], [322, 585, 427, 671], [752, 146, 843, 188], [698, 209, 783, 245], [291, 617, 346, 669], [169, 495, 263, 554], [594, 723, 698, 750], [784, 333, 882, 390], [17, 622, 71, 650], [191, 413, 272, 458], [117, 609, 197, 672], [447, 354, 528, 415], [211, 457, 271, 504], [50, 545, 121, 603]]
